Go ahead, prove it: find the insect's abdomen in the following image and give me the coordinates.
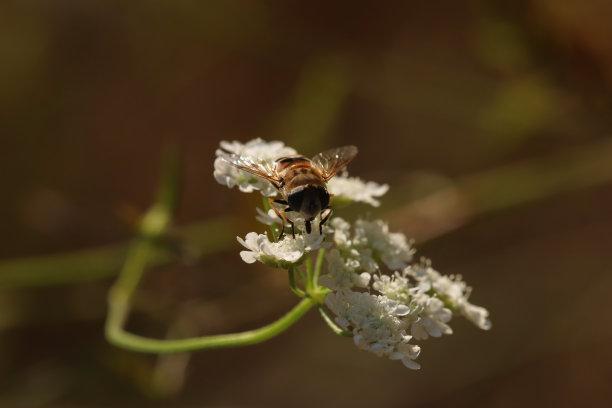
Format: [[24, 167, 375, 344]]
[[274, 156, 324, 196], [275, 156, 310, 172], [285, 171, 325, 189]]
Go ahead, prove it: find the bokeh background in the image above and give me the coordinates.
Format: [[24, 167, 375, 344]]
[[2, 1, 612, 407]]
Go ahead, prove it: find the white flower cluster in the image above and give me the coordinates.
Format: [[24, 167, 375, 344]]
[[327, 176, 388, 207], [237, 231, 325, 269], [406, 263, 492, 331], [325, 290, 421, 369], [320, 220, 491, 369], [214, 138, 296, 196], [214, 138, 491, 370], [318, 217, 414, 291]]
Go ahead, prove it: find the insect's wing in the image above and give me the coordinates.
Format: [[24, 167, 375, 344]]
[[220, 153, 282, 187], [311, 145, 358, 181]]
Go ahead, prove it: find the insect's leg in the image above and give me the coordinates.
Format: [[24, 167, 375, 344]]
[[305, 220, 312, 234], [269, 196, 290, 214], [319, 207, 333, 234], [289, 220, 296, 238], [280, 207, 297, 238], [278, 225, 285, 240], [268, 197, 289, 240], [270, 177, 284, 190]]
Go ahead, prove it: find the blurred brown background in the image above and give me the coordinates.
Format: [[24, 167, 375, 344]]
[[2, 0, 612, 407]]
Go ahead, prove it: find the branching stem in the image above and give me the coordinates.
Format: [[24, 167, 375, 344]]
[[105, 151, 315, 353]]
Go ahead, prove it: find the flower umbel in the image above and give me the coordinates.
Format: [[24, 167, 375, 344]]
[[327, 176, 389, 207], [214, 138, 297, 196], [237, 231, 324, 269], [215, 138, 491, 370], [407, 262, 492, 330], [325, 290, 422, 369]]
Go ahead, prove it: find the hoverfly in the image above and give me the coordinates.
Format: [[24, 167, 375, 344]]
[[220, 145, 358, 239]]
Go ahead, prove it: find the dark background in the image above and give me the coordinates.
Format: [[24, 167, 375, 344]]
[[2, 1, 612, 406]]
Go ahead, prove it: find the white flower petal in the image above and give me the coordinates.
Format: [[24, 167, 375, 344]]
[[411, 322, 429, 340], [401, 357, 421, 370], [255, 208, 283, 226], [239, 251, 258, 264], [394, 304, 412, 316], [460, 303, 492, 330]]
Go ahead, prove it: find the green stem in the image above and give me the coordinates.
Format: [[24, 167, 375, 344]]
[[106, 217, 315, 353], [313, 248, 326, 286], [105, 152, 315, 353], [261, 196, 271, 212], [304, 257, 314, 293], [0, 217, 236, 290], [107, 296, 316, 354], [301, 249, 330, 305], [318, 307, 351, 337], [261, 196, 279, 242], [287, 267, 305, 298]]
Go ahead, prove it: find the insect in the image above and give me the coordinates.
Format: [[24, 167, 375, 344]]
[[221, 145, 358, 239]]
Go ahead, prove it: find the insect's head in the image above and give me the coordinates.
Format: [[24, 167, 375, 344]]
[[287, 185, 329, 221]]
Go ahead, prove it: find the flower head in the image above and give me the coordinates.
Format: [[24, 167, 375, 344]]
[[372, 270, 415, 304], [237, 231, 324, 269], [410, 293, 453, 340], [319, 221, 490, 368], [354, 219, 415, 271], [328, 176, 389, 207], [373, 270, 453, 340], [318, 249, 371, 291], [326, 290, 421, 369], [324, 217, 414, 273], [407, 263, 492, 330], [214, 138, 296, 196]]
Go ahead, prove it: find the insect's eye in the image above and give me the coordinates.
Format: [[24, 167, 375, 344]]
[[288, 190, 304, 211]]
